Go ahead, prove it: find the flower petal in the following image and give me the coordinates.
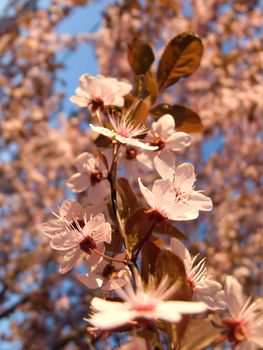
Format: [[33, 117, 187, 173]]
[[58, 249, 81, 274], [90, 124, 115, 138], [70, 95, 88, 108], [151, 114, 175, 138], [91, 297, 125, 312], [174, 163, 196, 190], [224, 276, 245, 318], [59, 199, 84, 220], [40, 219, 65, 238], [74, 152, 96, 173], [138, 178, 155, 208], [190, 192, 213, 211], [50, 232, 79, 250], [77, 273, 103, 289], [170, 238, 192, 272], [87, 309, 136, 330], [88, 182, 108, 204], [154, 156, 175, 182], [161, 300, 207, 315], [67, 173, 90, 193], [166, 132, 192, 151]]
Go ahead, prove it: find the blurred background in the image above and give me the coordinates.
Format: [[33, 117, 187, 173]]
[[0, 0, 262, 349]]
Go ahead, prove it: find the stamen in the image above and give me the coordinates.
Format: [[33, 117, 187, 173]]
[[222, 318, 247, 344], [71, 219, 85, 231], [79, 236, 97, 254], [88, 98, 104, 112], [150, 137, 166, 150], [102, 263, 116, 278], [90, 171, 103, 185]]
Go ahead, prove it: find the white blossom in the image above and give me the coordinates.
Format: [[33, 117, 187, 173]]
[[77, 253, 129, 291], [138, 177, 182, 222], [90, 116, 158, 150], [147, 114, 191, 162], [86, 275, 207, 330], [67, 152, 108, 203], [47, 213, 112, 274], [119, 146, 154, 182], [70, 74, 132, 111], [40, 199, 100, 238], [170, 238, 224, 310], [154, 156, 213, 220], [222, 276, 263, 350]]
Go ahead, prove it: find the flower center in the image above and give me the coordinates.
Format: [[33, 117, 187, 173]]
[[90, 171, 103, 186], [88, 98, 104, 112], [79, 236, 97, 254], [222, 318, 247, 344], [71, 219, 85, 231], [150, 137, 166, 151], [133, 303, 155, 312], [132, 294, 156, 312], [173, 185, 191, 204], [145, 209, 167, 225], [118, 128, 132, 138], [187, 277, 195, 291], [126, 147, 138, 160], [102, 263, 116, 278]]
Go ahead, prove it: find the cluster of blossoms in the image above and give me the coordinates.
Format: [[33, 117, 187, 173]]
[[41, 72, 263, 349]]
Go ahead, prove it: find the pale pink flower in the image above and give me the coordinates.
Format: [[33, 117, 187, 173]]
[[67, 152, 108, 203], [90, 116, 158, 150], [148, 114, 191, 161], [154, 156, 213, 220], [221, 276, 263, 350], [77, 253, 129, 291], [48, 213, 112, 274], [70, 74, 132, 111], [119, 146, 153, 182], [170, 238, 224, 310], [40, 199, 99, 238], [138, 177, 182, 222], [86, 275, 207, 330]]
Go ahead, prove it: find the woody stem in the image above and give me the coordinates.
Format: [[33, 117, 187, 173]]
[[107, 143, 131, 258]]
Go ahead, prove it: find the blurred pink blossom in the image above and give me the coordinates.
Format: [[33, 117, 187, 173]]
[[70, 73, 132, 111], [86, 275, 207, 330]]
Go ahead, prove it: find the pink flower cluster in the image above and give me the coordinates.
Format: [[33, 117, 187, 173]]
[[40, 73, 262, 349]]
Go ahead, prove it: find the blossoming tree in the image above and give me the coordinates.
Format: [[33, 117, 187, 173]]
[[0, 0, 262, 349]]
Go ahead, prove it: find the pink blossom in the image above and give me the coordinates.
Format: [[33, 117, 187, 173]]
[[154, 156, 213, 220], [48, 213, 112, 274], [138, 177, 180, 222], [40, 199, 100, 238], [170, 238, 224, 310], [77, 253, 130, 291], [86, 275, 207, 330], [90, 116, 158, 150], [70, 74, 132, 111], [119, 146, 154, 182], [67, 152, 109, 203], [148, 114, 191, 161], [221, 276, 263, 349]]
